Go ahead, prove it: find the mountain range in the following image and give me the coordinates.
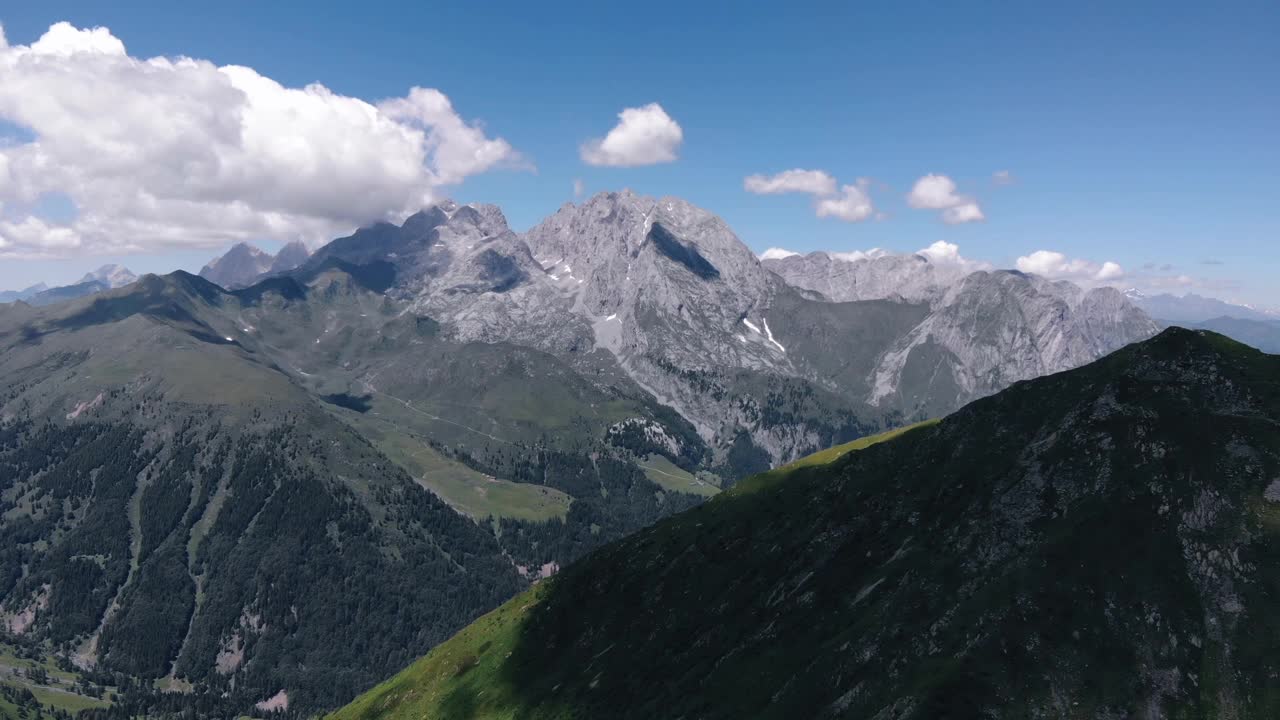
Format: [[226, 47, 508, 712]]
[[198, 241, 311, 289], [0, 265, 138, 308], [0, 191, 1216, 716], [1121, 290, 1280, 354], [1125, 289, 1278, 324], [332, 327, 1280, 719], [0, 283, 47, 304]]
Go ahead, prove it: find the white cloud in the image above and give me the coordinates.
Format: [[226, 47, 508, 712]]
[[0, 216, 82, 257], [906, 174, 985, 224], [1096, 261, 1124, 281], [915, 240, 961, 264], [941, 202, 985, 225], [758, 247, 799, 260], [1016, 250, 1126, 284], [744, 169, 876, 223], [0, 22, 522, 259], [580, 103, 682, 167], [906, 174, 963, 209], [28, 22, 125, 56], [915, 240, 992, 272], [831, 248, 888, 263], [378, 87, 522, 185], [992, 169, 1014, 185], [743, 169, 836, 196], [573, 178, 585, 198], [815, 183, 875, 222]]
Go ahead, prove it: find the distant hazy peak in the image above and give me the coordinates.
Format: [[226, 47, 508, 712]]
[[78, 264, 138, 288], [199, 242, 275, 289], [269, 240, 312, 274], [1127, 290, 1274, 324]]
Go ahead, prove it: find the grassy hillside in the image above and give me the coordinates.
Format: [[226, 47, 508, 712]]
[[0, 641, 113, 718], [331, 329, 1280, 719], [328, 422, 931, 720]]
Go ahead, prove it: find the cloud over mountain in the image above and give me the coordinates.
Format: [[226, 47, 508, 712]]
[[916, 240, 991, 272], [1016, 250, 1124, 284], [580, 103, 683, 167], [0, 22, 521, 258], [906, 173, 985, 224]]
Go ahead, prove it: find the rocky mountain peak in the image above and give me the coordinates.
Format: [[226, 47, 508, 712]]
[[269, 241, 312, 274], [400, 204, 452, 238], [286, 191, 1161, 461], [763, 250, 965, 305], [199, 242, 275, 289], [79, 263, 138, 289]]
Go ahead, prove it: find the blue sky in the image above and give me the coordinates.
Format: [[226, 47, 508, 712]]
[[1, 1, 1277, 306]]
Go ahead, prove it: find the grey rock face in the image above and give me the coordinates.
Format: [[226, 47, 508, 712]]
[[763, 250, 966, 304], [524, 190, 781, 366], [298, 190, 1159, 465], [200, 243, 274, 289], [866, 271, 1160, 415], [269, 241, 312, 274], [763, 249, 1158, 415], [523, 191, 808, 451]]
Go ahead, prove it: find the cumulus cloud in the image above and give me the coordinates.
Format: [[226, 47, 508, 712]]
[[906, 174, 985, 224], [378, 87, 523, 184], [0, 22, 522, 258], [0, 216, 82, 252], [759, 247, 799, 261], [744, 168, 876, 223], [940, 202, 985, 224], [815, 183, 875, 222], [743, 169, 837, 196], [914, 240, 990, 272], [1096, 261, 1124, 280], [580, 103, 682, 167], [906, 174, 964, 209], [1016, 250, 1125, 284]]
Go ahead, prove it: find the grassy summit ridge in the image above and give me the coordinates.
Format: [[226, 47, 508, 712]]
[[332, 329, 1280, 719], [329, 421, 926, 720]]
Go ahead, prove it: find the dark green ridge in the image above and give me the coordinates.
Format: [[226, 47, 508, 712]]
[[331, 328, 1280, 719]]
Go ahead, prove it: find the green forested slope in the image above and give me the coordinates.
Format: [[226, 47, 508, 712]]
[[0, 275, 522, 713], [332, 328, 1280, 719], [0, 267, 728, 716]]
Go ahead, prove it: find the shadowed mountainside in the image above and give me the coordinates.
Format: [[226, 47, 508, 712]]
[[332, 328, 1280, 719]]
